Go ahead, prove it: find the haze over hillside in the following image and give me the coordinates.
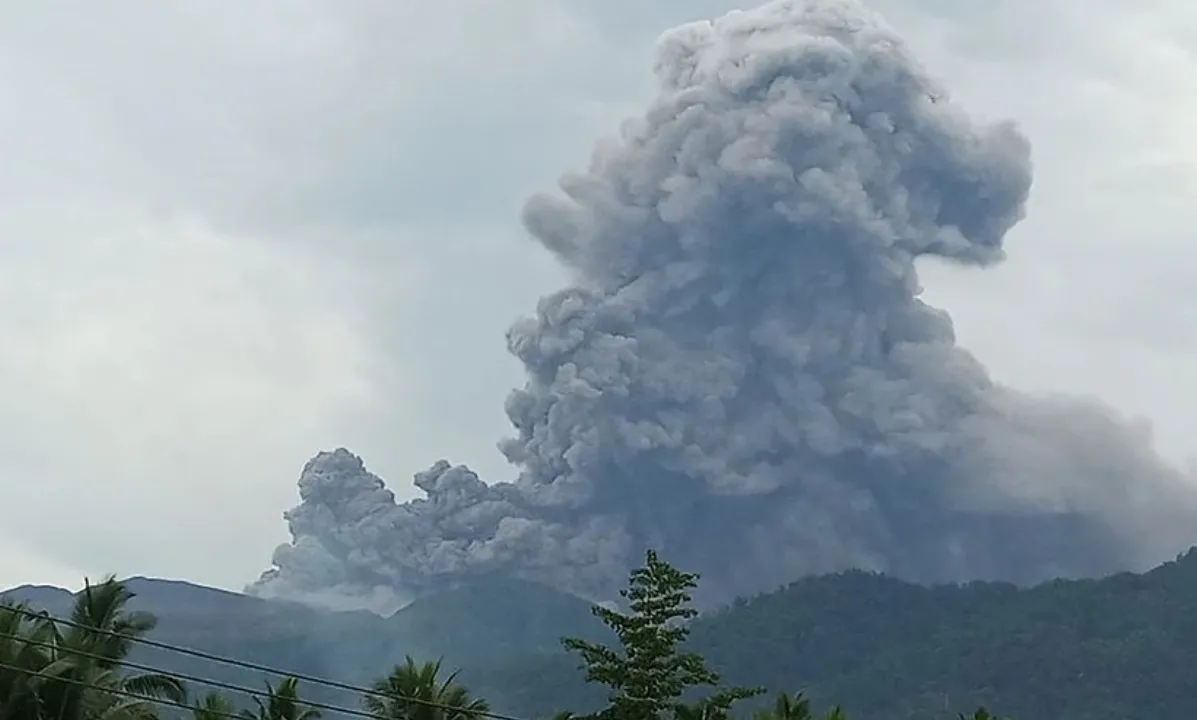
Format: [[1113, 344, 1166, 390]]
[[249, 0, 1197, 615]]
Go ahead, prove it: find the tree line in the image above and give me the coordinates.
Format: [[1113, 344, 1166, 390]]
[[0, 551, 1004, 720]]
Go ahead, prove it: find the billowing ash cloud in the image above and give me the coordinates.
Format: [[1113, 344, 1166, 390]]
[[248, 0, 1197, 614]]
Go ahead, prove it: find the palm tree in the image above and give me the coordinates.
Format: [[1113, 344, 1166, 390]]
[[755, 693, 814, 720], [362, 657, 489, 720], [753, 694, 847, 720], [240, 677, 321, 720], [674, 702, 730, 720], [0, 602, 56, 720], [74, 667, 178, 720], [24, 576, 186, 720], [192, 691, 236, 720]]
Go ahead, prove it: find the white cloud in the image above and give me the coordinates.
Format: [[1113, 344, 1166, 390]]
[[0, 203, 390, 585], [0, 0, 1195, 590], [0, 540, 85, 592]]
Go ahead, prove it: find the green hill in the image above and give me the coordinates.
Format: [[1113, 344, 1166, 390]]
[[0, 575, 599, 711], [387, 576, 604, 666], [11, 552, 1197, 719], [475, 551, 1197, 719]]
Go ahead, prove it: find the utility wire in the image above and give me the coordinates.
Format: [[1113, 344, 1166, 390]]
[[2, 635, 369, 719], [0, 658, 249, 720], [0, 604, 537, 720]]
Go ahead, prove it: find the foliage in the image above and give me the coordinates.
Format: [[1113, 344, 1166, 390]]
[[562, 550, 764, 720], [191, 692, 236, 720], [361, 656, 489, 720], [0, 575, 185, 720], [239, 677, 321, 720], [465, 552, 1197, 719], [3, 556, 1032, 720]]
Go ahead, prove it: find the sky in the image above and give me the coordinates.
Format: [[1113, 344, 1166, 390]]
[[0, 0, 1195, 593]]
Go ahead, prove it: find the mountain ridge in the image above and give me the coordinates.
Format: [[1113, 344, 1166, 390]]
[[9, 550, 1197, 718]]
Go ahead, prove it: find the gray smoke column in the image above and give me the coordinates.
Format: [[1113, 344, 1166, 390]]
[[249, 0, 1197, 613]]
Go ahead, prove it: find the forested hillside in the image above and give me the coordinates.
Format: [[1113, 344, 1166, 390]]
[[468, 549, 1197, 719], [9, 549, 1197, 719]]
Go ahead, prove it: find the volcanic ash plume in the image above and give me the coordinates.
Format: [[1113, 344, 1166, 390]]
[[248, 0, 1197, 613]]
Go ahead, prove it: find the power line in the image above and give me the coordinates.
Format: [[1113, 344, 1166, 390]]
[[0, 658, 247, 720], [4, 635, 367, 719], [0, 604, 537, 720]]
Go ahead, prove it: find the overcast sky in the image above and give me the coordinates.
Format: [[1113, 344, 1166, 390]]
[[1, 0, 1195, 592]]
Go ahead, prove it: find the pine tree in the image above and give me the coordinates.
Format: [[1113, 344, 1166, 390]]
[[562, 550, 762, 720]]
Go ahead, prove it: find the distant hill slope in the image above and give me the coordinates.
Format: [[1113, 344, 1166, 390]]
[[11, 553, 1197, 719], [1, 574, 601, 710], [703, 552, 1197, 720], [474, 551, 1197, 720], [388, 576, 605, 665], [1, 584, 74, 614], [2, 576, 391, 709]]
